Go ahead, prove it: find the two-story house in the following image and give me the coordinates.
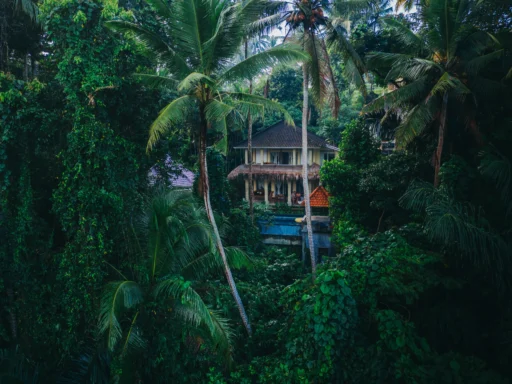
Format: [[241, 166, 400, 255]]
[[228, 121, 339, 205]]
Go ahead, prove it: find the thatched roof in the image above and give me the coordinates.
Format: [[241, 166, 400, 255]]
[[233, 121, 339, 151], [227, 163, 321, 181]]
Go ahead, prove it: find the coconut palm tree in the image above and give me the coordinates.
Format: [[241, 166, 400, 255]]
[[98, 189, 251, 364], [281, 0, 366, 278], [106, 0, 307, 334], [362, 0, 505, 187]]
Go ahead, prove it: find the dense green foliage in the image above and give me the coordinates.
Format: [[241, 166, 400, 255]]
[[1, 0, 511, 382]]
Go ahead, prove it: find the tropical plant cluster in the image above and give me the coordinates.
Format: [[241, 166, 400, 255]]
[[0, 0, 511, 382]]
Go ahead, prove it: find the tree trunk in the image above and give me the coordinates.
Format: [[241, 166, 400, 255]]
[[264, 78, 270, 98], [376, 209, 385, 233], [30, 52, 37, 78], [199, 109, 252, 335], [434, 92, 448, 188], [23, 53, 29, 81], [245, 40, 254, 222], [302, 64, 317, 280], [247, 84, 254, 222]]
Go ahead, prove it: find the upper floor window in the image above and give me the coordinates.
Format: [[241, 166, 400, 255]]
[[322, 152, 335, 164], [270, 151, 290, 164]]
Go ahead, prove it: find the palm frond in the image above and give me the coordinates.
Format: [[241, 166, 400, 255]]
[[480, 150, 511, 205], [120, 312, 146, 358], [466, 49, 504, 75], [224, 246, 253, 270], [394, 0, 415, 12], [203, 2, 245, 72], [147, 96, 196, 152], [246, 13, 284, 36], [142, 189, 204, 278], [180, 246, 252, 280], [395, 97, 437, 146], [362, 76, 429, 113], [205, 99, 234, 122], [390, 59, 443, 82], [58, 346, 111, 384], [133, 73, 177, 89], [333, 0, 372, 18], [303, 32, 327, 107], [425, 200, 508, 269], [14, 0, 39, 20], [229, 92, 295, 125], [326, 20, 367, 95], [400, 180, 510, 273], [98, 281, 143, 351], [176, 306, 234, 362], [177, 73, 215, 92], [240, 0, 288, 25], [0, 348, 39, 383], [144, 0, 173, 19], [400, 180, 441, 212], [168, 0, 207, 68], [430, 71, 471, 99], [154, 278, 233, 357], [366, 51, 414, 69], [382, 18, 424, 54], [505, 67, 512, 80], [220, 45, 307, 83], [212, 118, 229, 155]]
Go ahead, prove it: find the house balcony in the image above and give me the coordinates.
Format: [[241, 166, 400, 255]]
[[227, 163, 324, 205]]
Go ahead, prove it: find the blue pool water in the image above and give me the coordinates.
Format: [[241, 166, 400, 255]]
[[257, 215, 303, 237]]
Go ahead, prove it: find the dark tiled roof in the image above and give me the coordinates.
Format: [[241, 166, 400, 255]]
[[227, 163, 321, 180], [233, 121, 339, 150]]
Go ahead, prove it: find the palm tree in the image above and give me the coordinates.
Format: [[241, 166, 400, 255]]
[[282, 0, 366, 278], [362, 0, 505, 187], [98, 189, 251, 364], [106, 0, 307, 333]]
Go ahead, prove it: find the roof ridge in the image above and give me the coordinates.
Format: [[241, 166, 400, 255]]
[[233, 120, 339, 150]]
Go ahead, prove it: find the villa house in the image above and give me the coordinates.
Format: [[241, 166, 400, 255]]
[[228, 121, 339, 205]]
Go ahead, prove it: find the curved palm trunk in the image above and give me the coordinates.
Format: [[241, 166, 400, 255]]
[[302, 64, 317, 280], [199, 111, 252, 335], [434, 92, 448, 188]]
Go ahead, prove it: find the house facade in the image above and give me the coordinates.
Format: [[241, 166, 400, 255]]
[[228, 121, 339, 205]]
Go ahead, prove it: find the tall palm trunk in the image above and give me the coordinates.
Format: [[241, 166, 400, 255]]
[[302, 64, 317, 280], [245, 40, 254, 222], [199, 108, 252, 335], [247, 88, 254, 221], [434, 92, 448, 188]]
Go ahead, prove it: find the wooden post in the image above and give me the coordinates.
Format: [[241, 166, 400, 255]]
[[245, 150, 248, 164], [245, 179, 249, 201], [293, 149, 297, 165], [263, 180, 269, 205], [260, 149, 264, 164]]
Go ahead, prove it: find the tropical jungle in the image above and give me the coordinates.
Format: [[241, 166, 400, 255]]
[[0, 0, 511, 382]]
